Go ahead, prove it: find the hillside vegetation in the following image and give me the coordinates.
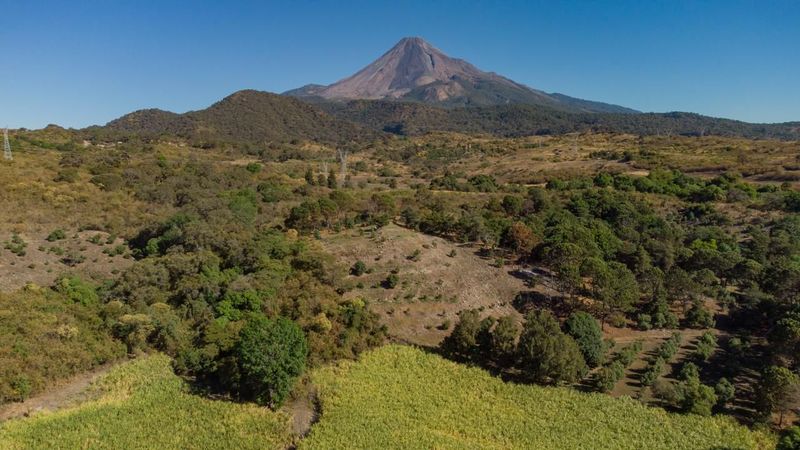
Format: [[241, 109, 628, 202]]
[[95, 90, 377, 146], [320, 100, 800, 139], [0, 354, 293, 449]]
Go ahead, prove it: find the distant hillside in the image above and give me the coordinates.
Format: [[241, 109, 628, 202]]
[[286, 37, 637, 113], [95, 90, 376, 145], [318, 99, 800, 140], [93, 89, 798, 146]]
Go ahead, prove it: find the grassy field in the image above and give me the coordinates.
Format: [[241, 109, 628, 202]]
[[301, 345, 774, 450], [0, 354, 293, 450]]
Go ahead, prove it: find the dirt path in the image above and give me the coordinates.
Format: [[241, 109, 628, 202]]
[[0, 363, 116, 422]]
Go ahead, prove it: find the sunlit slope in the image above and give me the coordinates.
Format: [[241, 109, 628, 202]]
[[301, 345, 774, 450]]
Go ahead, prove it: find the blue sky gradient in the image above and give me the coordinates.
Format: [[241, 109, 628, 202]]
[[1, 0, 798, 129]]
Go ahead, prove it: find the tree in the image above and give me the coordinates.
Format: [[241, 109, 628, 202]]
[[680, 379, 717, 416], [490, 315, 519, 365], [545, 242, 584, 302], [666, 268, 700, 312], [581, 258, 638, 328], [563, 311, 604, 367], [517, 309, 587, 384], [505, 221, 539, 255], [757, 365, 800, 426], [441, 309, 481, 361], [236, 315, 307, 408]]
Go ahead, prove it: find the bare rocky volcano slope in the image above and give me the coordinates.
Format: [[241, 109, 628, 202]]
[[286, 37, 637, 113]]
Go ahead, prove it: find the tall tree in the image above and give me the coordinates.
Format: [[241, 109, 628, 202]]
[[517, 309, 587, 384]]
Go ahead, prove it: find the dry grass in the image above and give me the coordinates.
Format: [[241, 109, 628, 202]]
[[321, 224, 526, 346]]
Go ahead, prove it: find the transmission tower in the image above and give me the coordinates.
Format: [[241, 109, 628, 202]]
[[3, 128, 11, 161]]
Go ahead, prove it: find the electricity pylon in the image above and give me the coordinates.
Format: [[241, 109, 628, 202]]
[[3, 128, 11, 161]]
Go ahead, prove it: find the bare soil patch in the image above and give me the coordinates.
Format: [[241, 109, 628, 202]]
[[321, 224, 526, 346]]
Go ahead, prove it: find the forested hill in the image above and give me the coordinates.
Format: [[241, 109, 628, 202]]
[[90, 90, 378, 146], [318, 99, 800, 140], [88, 89, 799, 146]]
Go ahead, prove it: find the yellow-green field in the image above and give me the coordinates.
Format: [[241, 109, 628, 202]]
[[0, 346, 776, 450], [0, 354, 292, 450], [302, 345, 774, 450]]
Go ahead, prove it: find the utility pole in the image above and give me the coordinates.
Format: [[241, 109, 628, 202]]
[[3, 128, 11, 161]]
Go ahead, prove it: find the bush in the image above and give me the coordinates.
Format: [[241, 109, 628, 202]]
[[236, 316, 308, 408], [351, 260, 368, 276], [715, 377, 735, 408], [46, 229, 67, 242], [595, 361, 625, 392], [383, 273, 399, 289], [641, 357, 665, 386], [636, 313, 652, 331], [693, 331, 717, 362], [684, 301, 715, 328], [4, 233, 27, 256]]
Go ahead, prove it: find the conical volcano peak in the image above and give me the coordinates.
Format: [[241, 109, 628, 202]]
[[285, 37, 638, 112], [315, 36, 489, 100]]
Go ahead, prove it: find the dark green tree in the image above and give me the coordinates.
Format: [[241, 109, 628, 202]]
[[517, 309, 587, 384], [563, 311, 604, 367], [236, 316, 308, 408], [441, 309, 481, 361]]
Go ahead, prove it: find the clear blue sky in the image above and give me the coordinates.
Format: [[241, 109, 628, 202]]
[[1, 0, 799, 129]]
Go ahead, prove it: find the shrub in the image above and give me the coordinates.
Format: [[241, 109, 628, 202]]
[[595, 361, 624, 392], [351, 260, 368, 276], [693, 331, 717, 361], [4, 233, 27, 256], [245, 162, 262, 173], [680, 380, 717, 416], [46, 229, 67, 241], [636, 313, 652, 331], [383, 273, 399, 289], [641, 357, 665, 386], [684, 301, 715, 328], [715, 377, 735, 408]]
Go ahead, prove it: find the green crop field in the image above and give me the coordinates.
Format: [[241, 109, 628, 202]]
[[0, 354, 292, 450], [301, 345, 775, 450]]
